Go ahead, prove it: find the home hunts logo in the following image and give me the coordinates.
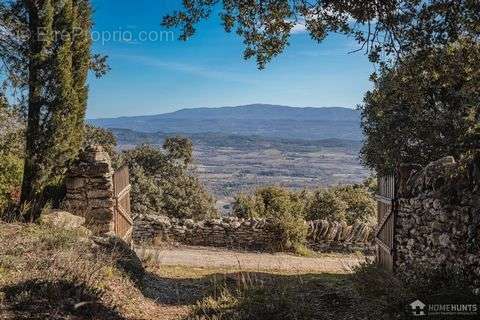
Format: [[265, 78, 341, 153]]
[[410, 300, 426, 316], [406, 294, 480, 319]]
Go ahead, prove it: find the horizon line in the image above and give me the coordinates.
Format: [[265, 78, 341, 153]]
[[88, 103, 357, 120]]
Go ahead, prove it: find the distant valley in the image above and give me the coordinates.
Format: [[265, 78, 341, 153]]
[[89, 104, 369, 211]]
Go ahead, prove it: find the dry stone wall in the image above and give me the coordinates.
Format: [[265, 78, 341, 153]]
[[62, 146, 115, 235], [134, 214, 374, 252], [395, 155, 480, 283]]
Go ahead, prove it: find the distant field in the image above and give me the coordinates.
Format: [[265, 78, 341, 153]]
[[116, 129, 370, 213], [192, 143, 369, 211]]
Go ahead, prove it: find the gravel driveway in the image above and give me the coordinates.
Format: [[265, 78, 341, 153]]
[[135, 245, 366, 273]]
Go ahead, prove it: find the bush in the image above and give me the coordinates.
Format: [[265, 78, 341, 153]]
[[233, 186, 308, 253], [271, 210, 309, 254], [333, 185, 376, 225], [233, 186, 306, 219], [305, 188, 347, 222], [305, 185, 376, 225], [235, 182, 377, 227]]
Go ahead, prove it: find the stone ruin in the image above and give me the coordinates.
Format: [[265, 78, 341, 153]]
[[62, 145, 115, 235]]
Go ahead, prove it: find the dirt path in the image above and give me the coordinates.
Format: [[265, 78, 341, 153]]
[[135, 245, 366, 273]]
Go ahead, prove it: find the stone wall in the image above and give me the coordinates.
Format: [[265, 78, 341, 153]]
[[395, 155, 480, 283], [133, 214, 374, 252], [62, 146, 115, 235]]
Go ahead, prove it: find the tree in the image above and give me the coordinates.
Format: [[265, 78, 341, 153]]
[[0, 97, 24, 210], [162, 0, 479, 68], [0, 1, 108, 219], [16, 0, 94, 218], [360, 39, 480, 173], [163, 136, 193, 165], [123, 141, 218, 220], [334, 185, 376, 224]]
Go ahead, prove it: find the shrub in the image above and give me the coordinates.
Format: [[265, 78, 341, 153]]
[[128, 163, 164, 219], [305, 185, 376, 225], [334, 185, 376, 225], [0, 154, 23, 209], [271, 210, 309, 254], [305, 188, 347, 222], [233, 186, 306, 219], [233, 186, 308, 253], [235, 183, 376, 226]]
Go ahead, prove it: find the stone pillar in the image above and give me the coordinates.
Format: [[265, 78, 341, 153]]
[[63, 145, 115, 235]]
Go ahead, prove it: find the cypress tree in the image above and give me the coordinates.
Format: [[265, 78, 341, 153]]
[[20, 0, 93, 219]]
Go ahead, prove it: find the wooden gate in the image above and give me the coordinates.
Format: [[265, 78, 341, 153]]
[[113, 165, 133, 243], [375, 175, 397, 272]]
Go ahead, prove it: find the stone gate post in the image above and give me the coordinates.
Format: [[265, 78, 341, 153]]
[[63, 145, 115, 235]]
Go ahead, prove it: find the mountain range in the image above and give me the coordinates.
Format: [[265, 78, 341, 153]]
[[89, 104, 363, 141]]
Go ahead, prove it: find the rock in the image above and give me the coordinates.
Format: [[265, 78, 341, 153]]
[[87, 189, 112, 199], [40, 210, 86, 231]]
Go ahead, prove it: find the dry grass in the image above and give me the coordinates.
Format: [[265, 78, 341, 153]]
[[147, 265, 386, 320], [4, 222, 465, 320], [0, 222, 389, 320], [0, 222, 169, 319]]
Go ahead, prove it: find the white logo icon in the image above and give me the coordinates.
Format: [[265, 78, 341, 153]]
[[410, 300, 426, 316]]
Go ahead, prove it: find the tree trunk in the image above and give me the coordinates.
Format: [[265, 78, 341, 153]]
[[20, 0, 43, 220]]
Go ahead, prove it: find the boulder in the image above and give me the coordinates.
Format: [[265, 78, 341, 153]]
[[40, 210, 87, 232]]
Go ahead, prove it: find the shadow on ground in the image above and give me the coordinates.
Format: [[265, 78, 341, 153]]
[[1, 279, 126, 320], [107, 241, 393, 319]]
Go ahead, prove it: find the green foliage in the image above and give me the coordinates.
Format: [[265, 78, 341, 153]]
[[163, 136, 193, 165], [333, 185, 377, 225], [360, 40, 480, 173], [0, 154, 23, 209], [123, 141, 218, 220], [305, 189, 348, 222], [233, 186, 308, 253], [271, 210, 309, 254], [162, 1, 479, 68], [10, 0, 95, 218], [0, 100, 24, 210], [128, 163, 164, 218], [306, 185, 376, 224], [235, 183, 376, 226], [233, 186, 305, 219]]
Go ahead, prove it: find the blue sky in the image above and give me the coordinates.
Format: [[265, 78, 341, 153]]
[[87, 0, 375, 118]]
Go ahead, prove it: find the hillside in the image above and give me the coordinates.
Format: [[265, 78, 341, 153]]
[[112, 129, 362, 152], [89, 104, 362, 141]]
